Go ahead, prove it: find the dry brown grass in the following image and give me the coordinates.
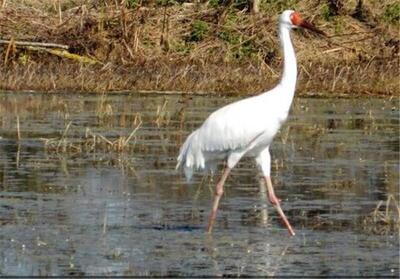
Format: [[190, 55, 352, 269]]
[[0, 0, 399, 96], [361, 195, 400, 235], [41, 117, 142, 154]]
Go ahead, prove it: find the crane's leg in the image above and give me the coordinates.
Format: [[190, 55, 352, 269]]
[[255, 147, 295, 236], [264, 176, 295, 236], [206, 167, 231, 233]]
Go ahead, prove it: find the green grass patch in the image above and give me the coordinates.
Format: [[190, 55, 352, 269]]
[[186, 20, 209, 42], [320, 3, 332, 21], [382, 3, 400, 24]]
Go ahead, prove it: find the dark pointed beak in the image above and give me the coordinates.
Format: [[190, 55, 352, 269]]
[[299, 20, 326, 36]]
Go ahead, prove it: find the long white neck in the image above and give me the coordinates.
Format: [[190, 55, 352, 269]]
[[277, 24, 297, 104]]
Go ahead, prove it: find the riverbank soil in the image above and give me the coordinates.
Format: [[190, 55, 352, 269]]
[[0, 0, 399, 96]]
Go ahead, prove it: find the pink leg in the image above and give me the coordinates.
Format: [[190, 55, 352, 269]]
[[206, 167, 231, 233], [265, 176, 295, 236]]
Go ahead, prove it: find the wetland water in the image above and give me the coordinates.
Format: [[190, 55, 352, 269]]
[[0, 92, 398, 276]]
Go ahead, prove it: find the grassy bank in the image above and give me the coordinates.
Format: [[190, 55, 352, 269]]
[[0, 0, 399, 96]]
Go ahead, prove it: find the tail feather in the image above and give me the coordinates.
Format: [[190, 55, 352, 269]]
[[175, 132, 194, 170], [176, 131, 203, 181]]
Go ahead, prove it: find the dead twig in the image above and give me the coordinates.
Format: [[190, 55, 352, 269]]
[[0, 39, 69, 49], [56, 121, 72, 151], [123, 121, 142, 147], [16, 115, 20, 141]]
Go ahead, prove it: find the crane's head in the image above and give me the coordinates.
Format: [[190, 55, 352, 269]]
[[280, 10, 325, 36]]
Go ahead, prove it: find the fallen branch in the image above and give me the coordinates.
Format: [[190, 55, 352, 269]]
[[0, 39, 69, 50], [24, 46, 99, 64]]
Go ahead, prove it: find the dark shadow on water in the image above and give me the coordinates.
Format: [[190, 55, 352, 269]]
[[140, 224, 202, 232]]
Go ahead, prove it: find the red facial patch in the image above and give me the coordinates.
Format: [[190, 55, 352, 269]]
[[290, 11, 302, 26]]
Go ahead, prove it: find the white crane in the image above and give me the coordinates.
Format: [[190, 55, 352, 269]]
[[176, 10, 324, 236]]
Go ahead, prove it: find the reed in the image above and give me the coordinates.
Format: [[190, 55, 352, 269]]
[[42, 120, 142, 154], [361, 194, 400, 235]]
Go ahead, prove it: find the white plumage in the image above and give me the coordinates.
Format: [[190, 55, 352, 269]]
[[176, 10, 324, 236], [177, 87, 287, 180]]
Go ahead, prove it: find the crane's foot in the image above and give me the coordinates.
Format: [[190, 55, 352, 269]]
[[273, 202, 296, 236]]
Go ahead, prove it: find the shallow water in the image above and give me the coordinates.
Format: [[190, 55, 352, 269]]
[[0, 92, 398, 276]]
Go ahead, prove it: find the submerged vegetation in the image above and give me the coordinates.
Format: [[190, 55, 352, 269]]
[[0, 0, 398, 95], [361, 195, 400, 235]]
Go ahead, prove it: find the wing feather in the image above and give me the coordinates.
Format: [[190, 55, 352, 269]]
[[177, 89, 285, 180], [197, 94, 279, 153]]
